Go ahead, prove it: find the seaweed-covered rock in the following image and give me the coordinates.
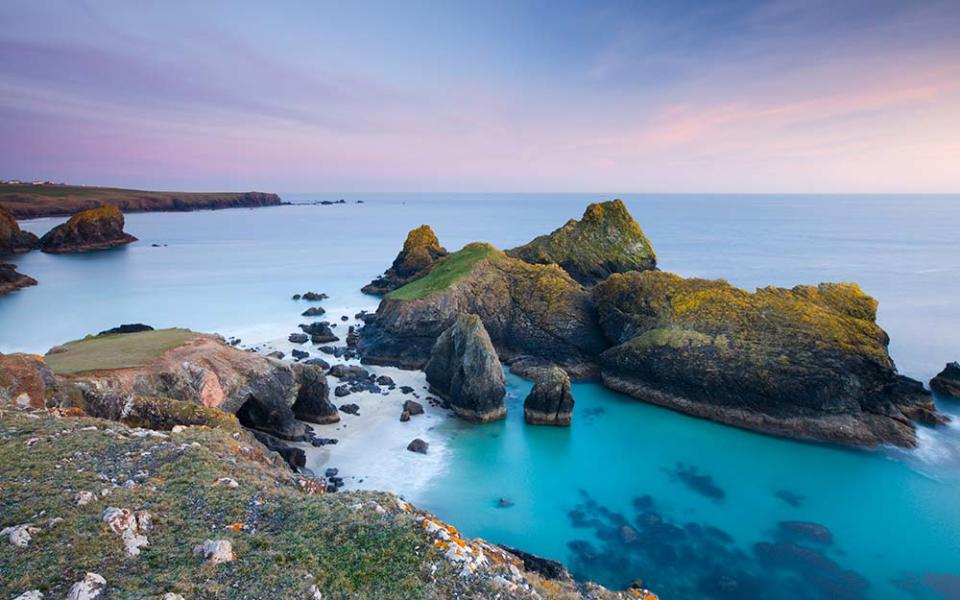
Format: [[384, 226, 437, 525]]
[[359, 243, 606, 377], [362, 225, 447, 295], [524, 366, 575, 426], [507, 199, 656, 285], [0, 207, 39, 254], [39, 205, 137, 253], [0, 262, 36, 295], [930, 362, 960, 398], [424, 314, 506, 422], [592, 271, 945, 448]]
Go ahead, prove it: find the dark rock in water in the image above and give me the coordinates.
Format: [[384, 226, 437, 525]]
[[303, 357, 329, 369], [775, 489, 805, 508], [291, 349, 309, 360], [324, 468, 339, 477], [339, 403, 360, 415], [403, 400, 424, 415], [340, 315, 349, 321], [399, 410, 410, 422], [619, 525, 639, 545], [301, 292, 328, 301], [666, 463, 725, 502], [0, 262, 36, 295], [524, 365, 574, 426], [594, 271, 946, 448], [399, 385, 414, 394], [497, 497, 515, 508], [288, 333, 308, 344], [753, 541, 869, 598], [0, 206, 40, 254], [406, 438, 428, 453], [311, 437, 338, 447], [777, 521, 833, 545], [39, 205, 138, 253], [97, 324, 154, 336], [266, 350, 285, 359], [334, 385, 351, 398], [376, 375, 395, 387], [424, 314, 506, 423], [930, 362, 960, 398], [300, 321, 339, 343], [500, 545, 570, 581], [329, 364, 370, 381], [302, 306, 326, 317], [506, 199, 657, 286], [290, 363, 339, 424], [292, 294, 301, 300], [318, 346, 336, 355], [362, 225, 448, 295]]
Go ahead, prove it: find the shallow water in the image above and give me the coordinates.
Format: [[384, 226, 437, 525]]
[[2, 194, 959, 598]]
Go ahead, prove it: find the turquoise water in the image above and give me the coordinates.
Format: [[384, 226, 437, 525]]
[[2, 194, 959, 598]]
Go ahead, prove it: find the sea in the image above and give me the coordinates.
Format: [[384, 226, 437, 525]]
[[2, 193, 958, 599]]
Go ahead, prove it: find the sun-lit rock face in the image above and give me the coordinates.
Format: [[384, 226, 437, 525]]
[[508, 199, 656, 286], [592, 271, 944, 447], [0, 206, 39, 254], [362, 224, 448, 295], [39, 205, 138, 253]]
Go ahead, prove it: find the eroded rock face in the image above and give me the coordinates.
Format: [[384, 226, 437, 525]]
[[360, 243, 606, 377], [0, 262, 37, 295], [592, 271, 945, 448], [524, 366, 575, 426], [290, 362, 339, 424], [362, 225, 448, 295], [425, 314, 506, 422], [0, 207, 39, 254], [39, 205, 137, 253], [507, 199, 656, 286], [0, 352, 58, 408], [930, 362, 960, 398]]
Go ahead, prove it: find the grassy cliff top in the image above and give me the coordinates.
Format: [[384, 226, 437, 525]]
[[388, 243, 496, 300], [45, 328, 200, 375]]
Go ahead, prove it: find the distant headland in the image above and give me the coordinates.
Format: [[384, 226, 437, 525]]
[[0, 181, 283, 219]]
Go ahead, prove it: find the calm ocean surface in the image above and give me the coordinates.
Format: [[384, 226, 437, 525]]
[[2, 194, 959, 598]]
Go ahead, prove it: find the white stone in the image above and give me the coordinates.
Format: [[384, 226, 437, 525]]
[[308, 584, 323, 599], [1, 523, 39, 547], [66, 573, 106, 600], [213, 477, 239, 488], [76, 490, 97, 506], [13, 591, 43, 600], [101, 507, 150, 556], [162, 594, 185, 600], [193, 539, 234, 564]]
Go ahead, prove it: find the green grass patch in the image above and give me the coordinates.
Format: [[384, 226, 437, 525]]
[[387, 243, 494, 300], [45, 328, 199, 375]]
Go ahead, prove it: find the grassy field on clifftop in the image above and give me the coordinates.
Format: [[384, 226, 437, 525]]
[[45, 328, 199, 375], [388, 243, 494, 300]]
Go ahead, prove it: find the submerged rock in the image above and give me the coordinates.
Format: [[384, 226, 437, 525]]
[[930, 362, 960, 398], [524, 366, 575, 426], [39, 205, 137, 253], [362, 225, 447, 295], [424, 314, 506, 422], [0, 206, 39, 254], [592, 272, 945, 447], [507, 199, 656, 286], [0, 262, 37, 295]]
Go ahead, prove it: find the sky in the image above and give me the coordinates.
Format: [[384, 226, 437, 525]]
[[1, 0, 959, 193]]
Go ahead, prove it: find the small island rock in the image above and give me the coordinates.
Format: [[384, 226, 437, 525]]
[[39, 205, 137, 253], [930, 362, 960, 398], [0, 207, 39, 254], [362, 225, 447, 295], [524, 366, 575, 426]]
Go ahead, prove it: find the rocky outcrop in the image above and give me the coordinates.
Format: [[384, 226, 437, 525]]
[[930, 362, 960, 398], [43, 329, 334, 441], [592, 272, 945, 448], [40, 205, 137, 253], [0, 206, 39, 254], [359, 243, 607, 377], [424, 314, 506, 422], [0, 352, 59, 408], [507, 199, 656, 285], [0, 262, 37, 295], [362, 225, 448, 295], [524, 366, 575, 425]]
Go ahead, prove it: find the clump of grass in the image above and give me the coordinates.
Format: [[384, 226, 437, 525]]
[[388, 243, 494, 300], [44, 328, 199, 375]]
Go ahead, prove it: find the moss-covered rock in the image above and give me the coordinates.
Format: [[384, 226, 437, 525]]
[[39, 205, 137, 253], [592, 272, 944, 447], [359, 243, 607, 377], [508, 199, 656, 285], [362, 225, 448, 295], [0, 207, 39, 255]]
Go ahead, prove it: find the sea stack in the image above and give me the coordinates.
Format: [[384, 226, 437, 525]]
[[507, 199, 656, 286], [0, 262, 37, 295], [930, 362, 960, 398], [362, 224, 447, 295], [524, 366, 575, 426], [40, 205, 138, 253], [0, 207, 40, 254], [424, 313, 506, 422]]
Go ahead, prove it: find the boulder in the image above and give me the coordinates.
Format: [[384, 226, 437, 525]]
[[0, 262, 37, 295], [362, 225, 448, 295], [930, 362, 960, 398], [0, 206, 39, 254], [288, 333, 309, 344], [193, 539, 234, 564], [592, 272, 946, 448], [300, 292, 328, 301], [290, 363, 339, 424], [406, 438, 429, 453], [67, 573, 107, 600], [507, 199, 656, 286], [39, 205, 137, 253], [523, 366, 574, 426], [101, 507, 151, 556], [300, 322, 338, 343], [339, 403, 360, 415], [424, 314, 506, 422], [302, 306, 326, 317], [403, 399, 424, 415], [291, 348, 309, 360], [329, 364, 370, 381]]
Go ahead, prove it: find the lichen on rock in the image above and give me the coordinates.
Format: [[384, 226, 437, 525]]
[[362, 224, 448, 295], [39, 205, 137, 254], [0, 206, 39, 254]]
